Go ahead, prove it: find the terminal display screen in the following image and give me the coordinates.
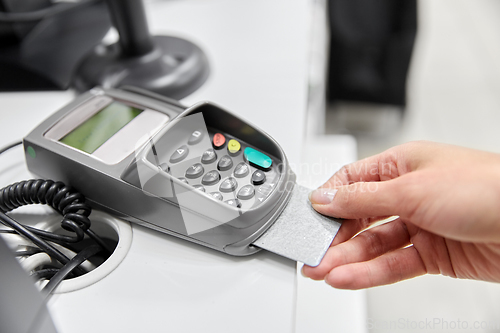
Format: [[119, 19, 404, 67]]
[[60, 102, 142, 154]]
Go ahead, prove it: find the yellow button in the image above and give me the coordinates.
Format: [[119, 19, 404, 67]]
[[227, 139, 241, 154]]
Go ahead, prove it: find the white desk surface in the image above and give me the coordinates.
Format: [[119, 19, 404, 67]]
[[0, 1, 364, 332]]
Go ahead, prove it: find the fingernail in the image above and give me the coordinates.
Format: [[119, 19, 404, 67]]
[[308, 188, 338, 205]]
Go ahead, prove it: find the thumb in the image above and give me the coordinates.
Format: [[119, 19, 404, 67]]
[[309, 178, 414, 219]]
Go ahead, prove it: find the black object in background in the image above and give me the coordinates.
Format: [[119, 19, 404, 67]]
[[0, 0, 111, 91], [326, 0, 417, 106], [0, 236, 59, 333], [73, 0, 210, 100]]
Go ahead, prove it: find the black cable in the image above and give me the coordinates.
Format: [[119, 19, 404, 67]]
[[31, 268, 60, 280], [0, 0, 100, 23], [0, 179, 113, 254], [0, 141, 79, 271], [0, 144, 77, 269], [0, 229, 17, 234], [0, 210, 82, 274], [85, 228, 112, 254], [0, 141, 110, 276], [0, 141, 22, 154], [16, 248, 43, 257], [0, 141, 113, 290], [43, 244, 101, 295]]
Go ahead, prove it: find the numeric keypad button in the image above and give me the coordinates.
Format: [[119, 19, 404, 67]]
[[201, 149, 217, 164], [237, 185, 255, 200], [233, 162, 250, 178], [185, 163, 204, 179], [209, 192, 223, 201], [219, 177, 238, 193], [193, 185, 206, 192], [202, 170, 221, 186], [217, 155, 233, 171]]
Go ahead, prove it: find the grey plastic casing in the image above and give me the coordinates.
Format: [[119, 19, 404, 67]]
[[23, 87, 295, 256]]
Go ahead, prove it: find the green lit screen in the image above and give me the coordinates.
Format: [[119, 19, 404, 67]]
[[60, 102, 142, 154]]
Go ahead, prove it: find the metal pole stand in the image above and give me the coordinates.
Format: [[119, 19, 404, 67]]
[[73, 0, 209, 99]]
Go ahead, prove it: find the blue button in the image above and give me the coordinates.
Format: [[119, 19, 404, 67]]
[[244, 147, 272, 171]]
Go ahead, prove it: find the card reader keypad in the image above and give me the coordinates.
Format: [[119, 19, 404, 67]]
[[160, 129, 280, 210]]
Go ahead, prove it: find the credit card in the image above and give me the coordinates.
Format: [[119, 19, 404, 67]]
[[252, 184, 342, 266]]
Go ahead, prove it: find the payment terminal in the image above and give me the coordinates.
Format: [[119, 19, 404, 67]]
[[24, 87, 340, 265]]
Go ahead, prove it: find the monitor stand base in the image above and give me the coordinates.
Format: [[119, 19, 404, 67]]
[[73, 35, 210, 100]]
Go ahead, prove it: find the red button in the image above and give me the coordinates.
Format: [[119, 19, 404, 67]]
[[213, 133, 226, 149]]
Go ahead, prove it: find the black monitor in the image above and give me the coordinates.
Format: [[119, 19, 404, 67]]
[[0, 0, 209, 99], [0, 0, 111, 91]]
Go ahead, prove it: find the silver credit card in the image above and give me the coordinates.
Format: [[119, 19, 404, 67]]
[[252, 184, 342, 266]]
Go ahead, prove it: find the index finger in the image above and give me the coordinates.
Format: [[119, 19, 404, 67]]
[[323, 148, 405, 189], [321, 141, 443, 189]]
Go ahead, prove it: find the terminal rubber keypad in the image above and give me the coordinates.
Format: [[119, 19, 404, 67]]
[[163, 129, 280, 209]]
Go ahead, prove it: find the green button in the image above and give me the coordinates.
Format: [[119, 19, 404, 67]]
[[27, 146, 36, 158], [244, 147, 272, 170]]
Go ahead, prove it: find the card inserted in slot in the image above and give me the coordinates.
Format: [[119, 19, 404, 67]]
[[252, 184, 342, 267]]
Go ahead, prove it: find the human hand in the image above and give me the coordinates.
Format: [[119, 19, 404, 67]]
[[302, 141, 500, 289]]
